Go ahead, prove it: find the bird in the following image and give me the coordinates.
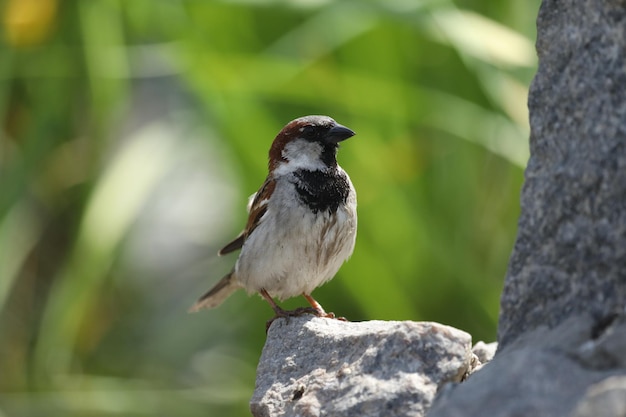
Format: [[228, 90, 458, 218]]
[[190, 115, 357, 322]]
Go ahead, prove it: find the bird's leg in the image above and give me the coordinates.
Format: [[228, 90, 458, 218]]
[[261, 289, 334, 331], [302, 293, 329, 316], [260, 289, 313, 331], [260, 288, 289, 317], [302, 294, 347, 321], [260, 289, 290, 332]]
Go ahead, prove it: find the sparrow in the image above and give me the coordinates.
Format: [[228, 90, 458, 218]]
[[190, 115, 357, 321]]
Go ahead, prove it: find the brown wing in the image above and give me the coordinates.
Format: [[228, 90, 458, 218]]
[[218, 233, 245, 255], [217, 177, 275, 256]]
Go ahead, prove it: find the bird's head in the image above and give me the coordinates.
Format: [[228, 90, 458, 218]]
[[269, 115, 355, 174]]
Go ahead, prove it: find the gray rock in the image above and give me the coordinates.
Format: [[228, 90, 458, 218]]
[[428, 314, 626, 417], [498, 0, 626, 349], [466, 341, 497, 375], [250, 316, 472, 417], [572, 376, 626, 417], [429, 1, 626, 414], [471, 341, 497, 365]]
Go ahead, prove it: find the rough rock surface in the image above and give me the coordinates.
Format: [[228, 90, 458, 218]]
[[427, 0, 626, 416], [471, 341, 497, 365], [427, 313, 626, 417], [498, 0, 626, 349], [250, 317, 472, 417], [572, 375, 626, 417]]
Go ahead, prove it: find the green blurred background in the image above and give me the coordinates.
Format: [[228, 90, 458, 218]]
[[0, 0, 538, 415]]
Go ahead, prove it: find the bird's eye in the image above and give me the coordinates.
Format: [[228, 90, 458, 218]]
[[300, 125, 316, 139]]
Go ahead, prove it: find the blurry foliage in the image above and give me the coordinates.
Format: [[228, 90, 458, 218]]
[[0, 0, 538, 415]]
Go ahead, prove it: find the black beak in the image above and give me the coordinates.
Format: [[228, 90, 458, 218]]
[[326, 123, 355, 143]]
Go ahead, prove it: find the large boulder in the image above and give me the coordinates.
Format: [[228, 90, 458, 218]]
[[428, 0, 626, 416], [250, 317, 473, 417], [499, 0, 626, 349]]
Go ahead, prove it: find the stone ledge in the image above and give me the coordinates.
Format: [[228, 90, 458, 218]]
[[250, 316, 473, 417]]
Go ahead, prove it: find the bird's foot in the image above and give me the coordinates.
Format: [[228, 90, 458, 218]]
[[265, 307, 347, 332], [265, 306, 316, 332], [330, 314, 348, 321], [300, 293, 347, 321]]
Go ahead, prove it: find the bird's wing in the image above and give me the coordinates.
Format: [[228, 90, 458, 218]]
[[218, 233, 245, 255], [217, 177, 275, 256]]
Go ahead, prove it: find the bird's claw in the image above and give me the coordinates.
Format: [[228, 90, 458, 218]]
[[265, 307, 348, 332]]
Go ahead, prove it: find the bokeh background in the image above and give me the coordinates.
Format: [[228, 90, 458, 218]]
[[0, 0, 539, 415]]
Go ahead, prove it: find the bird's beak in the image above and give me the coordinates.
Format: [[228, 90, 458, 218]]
[[326, 123, 356, 143]]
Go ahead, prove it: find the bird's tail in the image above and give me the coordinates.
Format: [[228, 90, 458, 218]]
[[189, 272, 240, 312]]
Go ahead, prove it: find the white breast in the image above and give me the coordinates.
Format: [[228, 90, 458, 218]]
[[233, 174, 357, 300]]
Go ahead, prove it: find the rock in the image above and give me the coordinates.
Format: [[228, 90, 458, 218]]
[[465, 341, 497, 375], [250, 316, 472, 417], [572, 376, 626, 417], [498, 0, 626, 349], [471, 341, 497, 365], [428, 314, 626, 417], [428, 1, 626, 414]]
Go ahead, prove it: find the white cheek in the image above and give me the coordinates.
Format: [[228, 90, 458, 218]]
[[274, 139, 326, 174]]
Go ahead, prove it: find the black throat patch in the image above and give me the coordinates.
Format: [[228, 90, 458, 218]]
[[293, 169, 350, 214]]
